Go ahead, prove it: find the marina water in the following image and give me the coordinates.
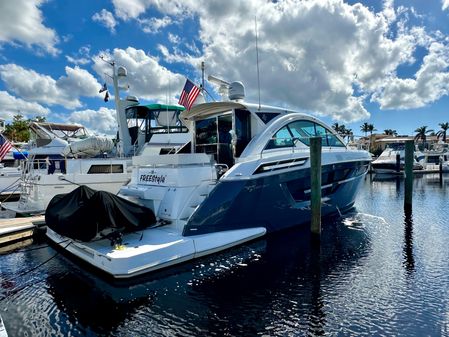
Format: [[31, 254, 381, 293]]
[[1, 173, 449, 336]]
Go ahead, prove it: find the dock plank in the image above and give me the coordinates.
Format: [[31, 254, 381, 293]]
[[0, 215, 45, 245]]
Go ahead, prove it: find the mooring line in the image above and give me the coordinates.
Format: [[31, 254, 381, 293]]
[[0, 239, 72, 304]]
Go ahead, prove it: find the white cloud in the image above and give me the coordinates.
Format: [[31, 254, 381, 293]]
[[0, 91, 50, 121], [110, 0, 449, 122], [168, 33, 180, 44], [443, 0, 449, 11], [372, 42, 449, 109], [68, 107, 117, 136], [138, 16, 172, 34], [66, 45, 92, 65], [92, 9, 117, 33], [0, 0, 59, 55], [92, 47, 186, 104], [112, 0, 190, 20], [0, 64, 102, 109]]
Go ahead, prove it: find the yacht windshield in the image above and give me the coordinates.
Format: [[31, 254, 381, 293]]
[[266, 120, 345, 149]]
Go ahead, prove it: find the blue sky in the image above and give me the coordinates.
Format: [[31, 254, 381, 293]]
[[0, 0, 449, 137]]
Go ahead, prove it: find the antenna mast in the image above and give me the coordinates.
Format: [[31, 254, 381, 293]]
[[201, 61, 205, 94], [255, 16, 261, 110]]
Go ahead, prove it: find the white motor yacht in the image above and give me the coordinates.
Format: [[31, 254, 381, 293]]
[[371, 142, 423, 175], [2, 64, 189, 215], [46, 79, 371, 279], [415, 142, 449, 172]]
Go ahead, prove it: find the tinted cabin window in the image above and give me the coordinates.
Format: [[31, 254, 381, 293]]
[[195, 117, 218, 155], [87, 164, 124, 174], [266, 120, 345, 149], [235, 109, 251, 157], [288, 121, 315, 146], [256, 112, 280, 124], [195, 116, 234, 167], [266, 126, 294, 149]]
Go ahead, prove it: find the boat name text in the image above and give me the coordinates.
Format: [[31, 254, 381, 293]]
[[139, 173, 167, 184]]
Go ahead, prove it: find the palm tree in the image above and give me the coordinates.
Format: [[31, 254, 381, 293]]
[[332, 123, 345, 135], [332, 123, 349, 141], [384, 129, 397, 136], [344, 128, 353, 143], [436, 122, 449, 142], [414, 126, 433, 149], [367, 124, 376, 136], [360, 122, 370, 137], [331, 122, 340, 133]]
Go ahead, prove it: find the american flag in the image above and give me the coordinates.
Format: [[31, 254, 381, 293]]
[[178, 79, 200, 110], [0, 134, 12, 161]]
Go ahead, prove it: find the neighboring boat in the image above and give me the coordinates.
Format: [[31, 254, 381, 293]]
[[46, 78, 371, 279], [1, 121, 133, 215], [2, 64, 189, 216], [415, 142, 449, 172], [0, 150, 24, 196], [371, 142, 423, 175]]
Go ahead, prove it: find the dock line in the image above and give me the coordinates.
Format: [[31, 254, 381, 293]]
[[0, 239, 71, 304]]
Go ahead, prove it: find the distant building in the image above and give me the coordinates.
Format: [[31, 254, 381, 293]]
[[367, 134, 448, 155]]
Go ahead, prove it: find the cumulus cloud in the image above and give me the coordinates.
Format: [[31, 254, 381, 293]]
[[66, 45, 92, 65], [443, 0, 449, 11], [112, 0, 190, 20], [0, 64, 102, 109], [68, 107, 118, 136], [0, 0, 59, 55], [108, 0, 449, 122], [0, 91, 50, 120], [92, 9, 117, 33], [138, 16, 172, 34], [372, 42, 449, 109], [92, 47, 186, 104]]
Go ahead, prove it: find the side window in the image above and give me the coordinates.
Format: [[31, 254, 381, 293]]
[[288, 120, 316, 146], [315, 124, 345, 147], [315, 124, 328, 146], [266, 126, 294, 149]]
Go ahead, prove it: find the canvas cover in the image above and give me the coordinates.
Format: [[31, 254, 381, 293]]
[[45, 185, 156, 242]]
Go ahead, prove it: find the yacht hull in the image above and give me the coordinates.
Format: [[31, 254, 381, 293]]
[[184, 160, 368, 236]]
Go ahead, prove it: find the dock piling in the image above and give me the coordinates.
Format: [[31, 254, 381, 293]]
[[396, 153, 401, 173], [310, 137, 322, 236], [404, 140, 414, 210]]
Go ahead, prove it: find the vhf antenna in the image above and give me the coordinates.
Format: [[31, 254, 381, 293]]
[[255, 16, 261, 110]]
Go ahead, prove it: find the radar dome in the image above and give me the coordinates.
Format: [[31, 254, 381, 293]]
[[228, 81, 245, 101], [117, 66, 127, 77]]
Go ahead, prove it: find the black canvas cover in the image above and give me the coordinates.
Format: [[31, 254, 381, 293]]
[[46, 185, 156, 242]]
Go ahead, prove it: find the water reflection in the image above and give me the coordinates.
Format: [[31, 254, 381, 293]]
[[33, 218, 369, 336], [307, 243, 325, 336], [403, 207, 415, 276]]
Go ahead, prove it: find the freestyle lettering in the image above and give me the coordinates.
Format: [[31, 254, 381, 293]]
[[139, 174, 167, 184]]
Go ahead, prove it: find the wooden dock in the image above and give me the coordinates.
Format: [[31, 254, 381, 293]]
[[0, 215, 45, 246]]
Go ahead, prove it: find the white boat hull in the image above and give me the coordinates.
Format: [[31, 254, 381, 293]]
[[0, 168, 21, 194], [46, 226, 266, 278]]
